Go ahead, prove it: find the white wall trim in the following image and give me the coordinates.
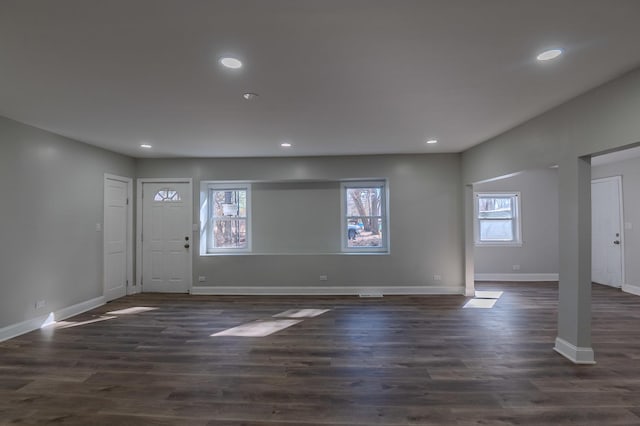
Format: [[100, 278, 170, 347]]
[[0, 296, 105, 343], [622, 283, 640, 296], [191, 285, 465, 296], [474, 273, 559, 281], [553, 337, 596, 364]]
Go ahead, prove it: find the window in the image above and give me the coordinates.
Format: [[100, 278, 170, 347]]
[[202, 183, 251, 253], [474, 192, 521, 245], [153, 189, 181, 202], [341, 181, 388, 252]]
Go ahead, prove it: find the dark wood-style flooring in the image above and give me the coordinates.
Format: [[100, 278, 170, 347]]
[[2, 282, 640, 425]]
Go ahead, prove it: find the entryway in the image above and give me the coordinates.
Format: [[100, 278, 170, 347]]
[[103, 174, 133, 301], [591, 176, 624, 288], [137, 179, 193, 293]]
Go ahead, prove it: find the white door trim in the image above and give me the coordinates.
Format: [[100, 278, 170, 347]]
[[103, 174, 134, 298], [136, 178, 193, 293], [591, 175, 625, 288]]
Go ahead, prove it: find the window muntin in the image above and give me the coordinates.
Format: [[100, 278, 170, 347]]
[[204, 184, 251, 253], [475, 193, 521, 245], [153, 189, 181, 202], [342, 181, 388, 252]]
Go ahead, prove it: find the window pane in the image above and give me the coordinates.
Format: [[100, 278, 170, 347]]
[[478, 197, 513, 219], [213, 219, 247, 248], [212, 189, 246, 218], [479, 219, 513, 241], [154, 189, 181, 202], [346, 187, 383, 217], [347, 217, 383, 248]]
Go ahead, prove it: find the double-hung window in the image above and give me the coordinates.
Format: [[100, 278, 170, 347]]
[[341, 180, 388, 252], [202, 183, 251, 253], [474, 192, 521, 246]]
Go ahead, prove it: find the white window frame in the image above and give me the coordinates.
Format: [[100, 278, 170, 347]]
[[474, 191, 522, 246], [341, 180, 389, 253], [200, 181, 252, 254]]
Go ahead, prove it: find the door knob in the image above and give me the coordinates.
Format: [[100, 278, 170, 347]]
[[613, 240, 620, 245], [184, 243, 190, 248]]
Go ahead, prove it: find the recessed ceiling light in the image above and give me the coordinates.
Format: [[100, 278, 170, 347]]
[[220, 57, 242, 69], [426, 139, 438, 144], [536, 49, 563, 61], [280, 142, 292, 148], [243, 93, 258, 100], [140, 144, 152, 149]]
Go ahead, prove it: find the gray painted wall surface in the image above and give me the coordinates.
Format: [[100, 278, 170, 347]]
[[474, 168, 559, 275], [592, 156, 640, 288], [461, 68, 640, 353], [136, 154, 464, 290], [0, 116, 135, 329]]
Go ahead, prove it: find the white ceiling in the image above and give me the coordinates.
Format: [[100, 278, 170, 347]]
[[1, 0, 640, 158]]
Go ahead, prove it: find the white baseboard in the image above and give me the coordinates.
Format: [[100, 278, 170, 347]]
[[474, 273, 559, 282], [553, 337, 596, 364], [622, 283, 640, 296], [0, 296, 105, 343], [191, 285, 465, 296]]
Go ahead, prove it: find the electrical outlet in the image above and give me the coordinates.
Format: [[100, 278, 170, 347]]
[[319, 275, 328, 281], [35, 300, 46, 309], [625, 222, 633, 230], [198, 276, 206, 282], [512, 264, 521, 271], [433, 274, 442, 281], [95, 223, 102, 232]]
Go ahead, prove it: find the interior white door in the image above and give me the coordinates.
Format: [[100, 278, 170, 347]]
[[104, 177, 129, 301], [592, 176, 623, 287], [142, 182, 192, 293]]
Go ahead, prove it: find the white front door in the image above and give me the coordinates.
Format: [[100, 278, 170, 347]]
[[142, 182, 192, 293], [104, 176, 130, 301], [592, 176, 624, 288]]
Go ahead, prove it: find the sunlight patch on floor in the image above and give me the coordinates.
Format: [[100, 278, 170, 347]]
[[106, 306, 158, 315], [211, 319, 303, 337], [475, 291, 503, 299], [42, 315, 117, 329], [464, 289, 504, 309], [273, 309, 331, 318], [463, 298, 498, 309]]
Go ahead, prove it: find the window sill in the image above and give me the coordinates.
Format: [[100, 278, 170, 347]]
[[200, 251, 390, 256], [475, 242, 523, 247]]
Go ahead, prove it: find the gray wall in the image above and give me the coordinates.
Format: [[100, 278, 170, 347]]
[[592, 156, 640, 288], [0, 116, 135, 329], [137, 154, 464, 290], [474, 168, 559, 275], [250, 181, 341, 254], [461, 67, 640, 353]]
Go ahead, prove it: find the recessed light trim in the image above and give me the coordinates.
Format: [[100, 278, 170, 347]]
[[536, 49, 563, 61], [243, 93, 258, 100], [140, 144, 152, 149], [426, 139, 438, 144], [220, 57, 242, 69], [280, 142, 292, 148]]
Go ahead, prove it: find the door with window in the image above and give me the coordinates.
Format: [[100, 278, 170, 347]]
[[592, 176, 623, 288], [142, 182, 192, 293]]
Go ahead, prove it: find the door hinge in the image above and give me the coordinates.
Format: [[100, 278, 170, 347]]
[[141, 233, 143, 242], [126, 198, 129, 205], [126, 279, 129, 285]]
